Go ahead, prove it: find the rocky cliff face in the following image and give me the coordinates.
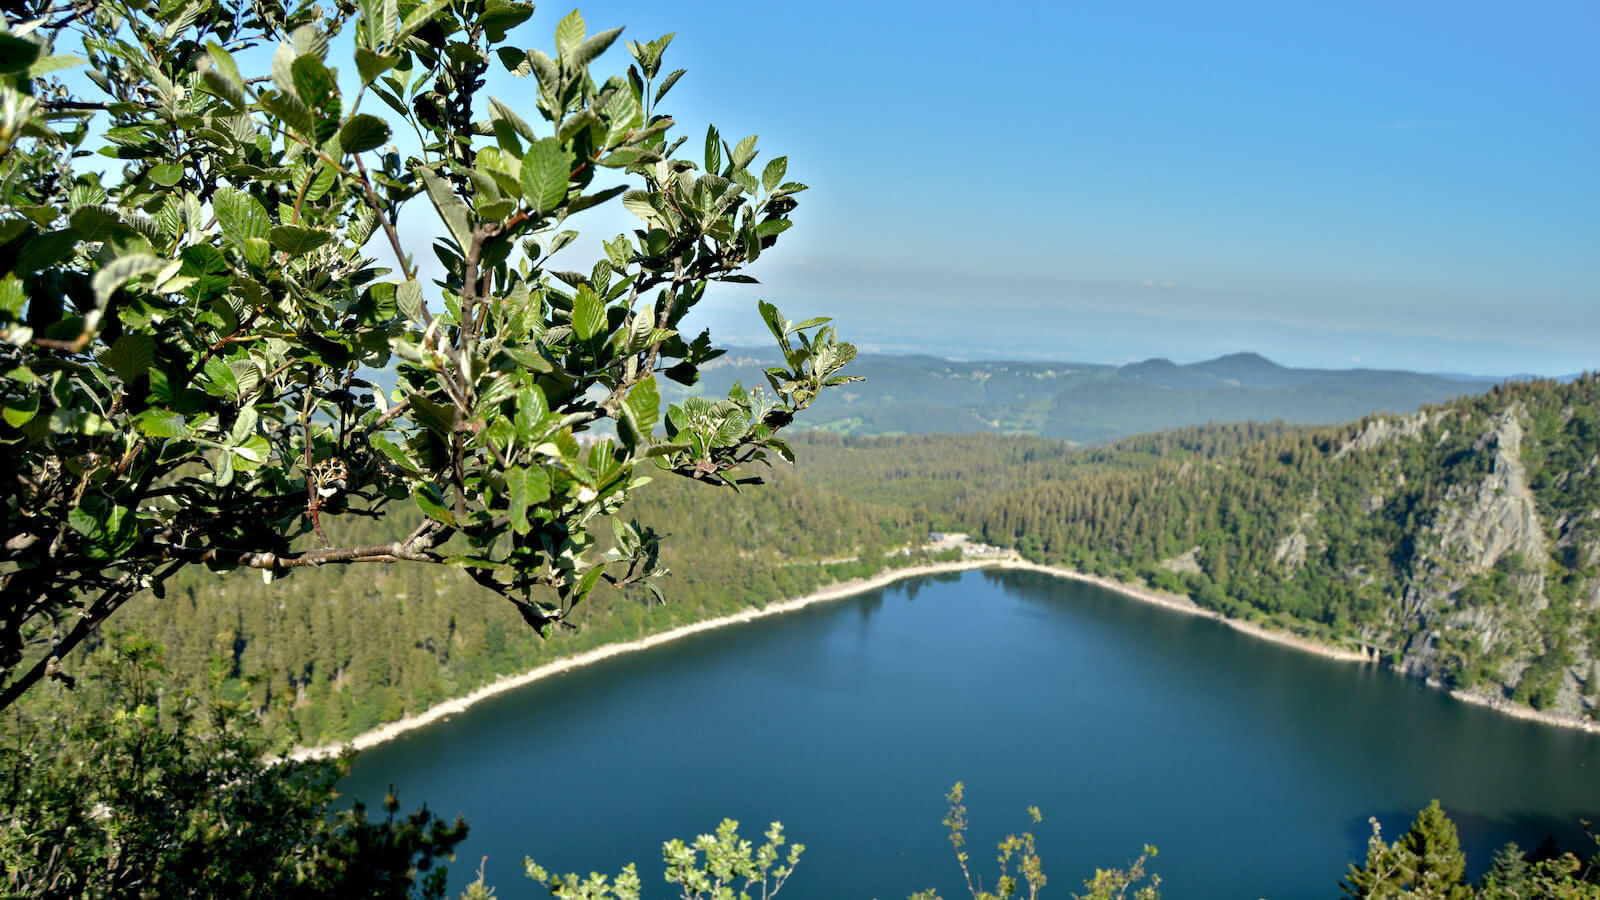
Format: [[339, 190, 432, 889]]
[[1271, 378, 1600, 724]]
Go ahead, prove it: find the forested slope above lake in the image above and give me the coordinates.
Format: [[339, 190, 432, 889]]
[[50, 376, 1599, 744], [815, 376, 1600, 722], [83, 464, 929, 745]]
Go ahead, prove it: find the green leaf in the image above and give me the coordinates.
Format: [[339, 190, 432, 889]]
[[355, 47, 399, 84], [205, 41, 243, 85], [761, 156, 788, 193], [381, 0, 399, 43], [290, 55, 340, 141], [339, 114, 391, 152], [420, 168, 473, 249], [408, 391, 455, 437], [654, 68, 685, 105], [16, 230, 77, 274], [97, 334, 156, 384], [370, 434, 419, 473], [201, 354, 240, 399], [515, 384, 549, 439], [554, 9, 586, 59], [730, 134, 758, 169], [29, 54, 85, 78], [92, 254, 166, 306], [704, 125, 721, 175], [574, 563, 605, 598], [214, 187, 270, 247], [0, 34, 41, 75], [133, 408, 188, 438], [68, 205, 126, 243], [496, 46, 532, 76], [69, 497, 136, 559], [258, 89, 315, 137], [520, 138, 571, 216], [412, 483, 455, 525], [148, 163, 183, 187], [526, 49, 558, 91], [396, 0, 450, 44], [758, 300, 788, 344], [571, 286, 604, 341], [570, 26, 622, 68], [244, 237, 271, 268], [505, 465, 551, 534], [626, 375, 659, 432], [3, 392, 39, 428], [480, 0, 535, 42], [488, 97, 535, 141], [268, 225, 332, 255], [396, 279, 425, 322], [271, 41, 298, 95]]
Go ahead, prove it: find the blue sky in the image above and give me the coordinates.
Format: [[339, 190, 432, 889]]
[[467, 2, 1597, 374]]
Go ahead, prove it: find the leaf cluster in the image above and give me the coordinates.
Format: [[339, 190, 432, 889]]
[[0, 0, 857, 710]]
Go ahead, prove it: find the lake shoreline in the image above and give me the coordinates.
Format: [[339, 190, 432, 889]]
[[291, 556, 1593, 760]]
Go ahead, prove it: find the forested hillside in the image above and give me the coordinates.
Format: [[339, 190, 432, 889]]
[[89, 466, 924, 744], [961, 376, 1600, 721], [52, 377, 1598, 742]]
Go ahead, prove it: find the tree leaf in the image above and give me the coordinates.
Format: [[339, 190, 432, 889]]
[[570, 26, 622, 69], [92, 254, 166, 306], [654, 68, 685, 105], [97, 334, 156, 384], [505, 465, 551, 534], [29, 54, 85, 78], [369, 433, 419, 474], [396, 279, 425, 322], [625, 375, 659, 433], [0, 34, 41, 75], [214, 187, 270, 247], [133, 408, 188, 438], [268, 225, 332, 255], [571, 286, 605, 341], [554, 9, 585, 59], [355, 47, 399, 84], [488, 97, 535, 141], [339, 113, 390, 152], [381, 0, 399, 43], [730, 134, 758, 169], [520, 137, 570, 216], [412, 482, 455, 525], [271, 41, 298, 95], [420, 168, 472, 249], [480, 0, 534, 43], [3, 392, 39, 428], [761, 156, 787, 193], [16, 230, 77, 274], [201, 354, 240, 400], [408, 391, 456, 437], [704, 124, 721, 175], [68, 205, 126, 243], [396, 0, 450, 44]]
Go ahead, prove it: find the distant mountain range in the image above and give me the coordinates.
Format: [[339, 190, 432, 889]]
[[679, 349, 1499, 443]]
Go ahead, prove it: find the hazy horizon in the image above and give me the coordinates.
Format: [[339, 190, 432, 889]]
[[507, 0, 1596, 382]]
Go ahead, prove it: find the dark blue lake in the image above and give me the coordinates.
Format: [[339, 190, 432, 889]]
[[342, 569, 1600, 897]]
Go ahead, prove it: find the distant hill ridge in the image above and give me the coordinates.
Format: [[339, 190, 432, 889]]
[[682, 348, 1489, 443]]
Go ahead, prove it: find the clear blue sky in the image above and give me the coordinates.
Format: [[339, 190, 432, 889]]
[[494, 1, 1597, 375]]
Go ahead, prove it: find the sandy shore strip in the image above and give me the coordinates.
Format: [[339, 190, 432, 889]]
[[289, 558, 995, 760], [292, 555, 1593, 759]]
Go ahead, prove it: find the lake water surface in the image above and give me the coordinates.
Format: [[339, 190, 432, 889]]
[[342, 569, 1600, 898]]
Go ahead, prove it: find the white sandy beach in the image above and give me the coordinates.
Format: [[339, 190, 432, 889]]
[[291, 554, 1593, 759]]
